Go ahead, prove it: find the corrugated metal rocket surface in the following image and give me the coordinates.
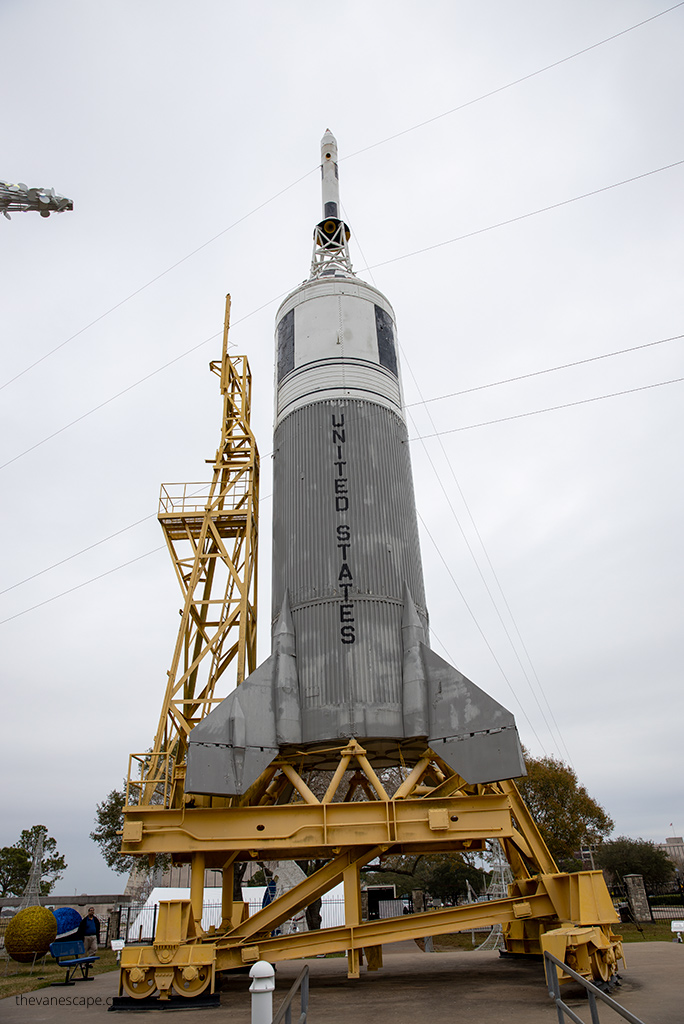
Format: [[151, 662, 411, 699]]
[[186, 131, 526, 796]]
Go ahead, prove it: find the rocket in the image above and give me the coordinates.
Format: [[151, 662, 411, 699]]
[[186, 131, 525, 795]]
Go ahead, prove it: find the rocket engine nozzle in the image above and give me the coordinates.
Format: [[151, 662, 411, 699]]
[[314, 216, 351, 249]]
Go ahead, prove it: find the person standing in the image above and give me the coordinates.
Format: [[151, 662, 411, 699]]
[[77, 907, 101, 955]]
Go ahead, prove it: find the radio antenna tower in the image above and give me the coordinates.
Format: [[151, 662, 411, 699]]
[[18, 833, 44, 910], [1, 181, 73, 219]]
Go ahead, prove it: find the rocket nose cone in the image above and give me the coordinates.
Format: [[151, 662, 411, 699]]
[[321, 129, 337, 149]]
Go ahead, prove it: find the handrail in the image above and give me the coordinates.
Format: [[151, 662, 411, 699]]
[[544, 951, 645, 1024], [272, 964, 309, 1024]]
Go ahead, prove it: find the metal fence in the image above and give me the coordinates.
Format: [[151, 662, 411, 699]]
[[610, 880, 684, 924], [114, 898, 348, 943], [377, 898, 412, 919], [648, 904, 684, 920]]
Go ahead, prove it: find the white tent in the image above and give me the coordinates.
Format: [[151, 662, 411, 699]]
[[125, 883, 345, 941]]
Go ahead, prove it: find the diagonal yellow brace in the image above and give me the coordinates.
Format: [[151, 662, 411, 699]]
[[225, 846, 383, 942]]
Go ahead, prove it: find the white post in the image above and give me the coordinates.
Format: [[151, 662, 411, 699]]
[[249, 960, 275, 1024]]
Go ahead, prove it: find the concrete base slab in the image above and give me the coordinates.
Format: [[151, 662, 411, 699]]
[[1, 942, 681, 1024]]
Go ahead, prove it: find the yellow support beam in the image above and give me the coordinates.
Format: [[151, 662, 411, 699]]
[[120, 792, 514, 862]]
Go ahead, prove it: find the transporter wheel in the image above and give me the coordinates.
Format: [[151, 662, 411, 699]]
[[121, 967, 156, 999], [171, 964, 211, 997], [590, 945, 619, 987]]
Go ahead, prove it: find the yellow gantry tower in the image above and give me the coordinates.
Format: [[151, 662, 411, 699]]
[[129, 296, 259, 811]]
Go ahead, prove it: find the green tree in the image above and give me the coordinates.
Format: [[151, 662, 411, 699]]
[[363, 853, 485, 904], [91, 786, 172, 876], [91, 787, 138, 874], [415, 854, 483, 904], [0, 846, 32, 896], [517, 751, 613, 871], [596, 837, 675, 887], [14, 825, 66, 895], [363, 854, 426, 896]]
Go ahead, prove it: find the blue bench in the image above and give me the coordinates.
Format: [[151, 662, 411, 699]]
[[49, 940, 99, 985]]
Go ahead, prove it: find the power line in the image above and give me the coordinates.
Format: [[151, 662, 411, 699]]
[[6, 372, 679, 620], [402, 346, 570, 760], [4, 4, 681, 394], [0, 492, 273, 619], [0, 290, 288, 473], [0, 166, 318, 393], [357, 161, 569, 754], [408, 375, 684, 441], [344, 3, 684, 162], [364, 159, 684, 273], [0, 513, 156, 596], [405, 333, 684, 409], [5, 157, 681, 476], [417, 511, 547, 752], [0, 548, 165, 626]]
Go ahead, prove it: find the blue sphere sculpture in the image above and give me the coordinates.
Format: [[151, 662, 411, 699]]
[[53, 906, 82, 938]]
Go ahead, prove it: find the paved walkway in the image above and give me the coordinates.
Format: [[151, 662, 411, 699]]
[[1, 941, 681, 1023]]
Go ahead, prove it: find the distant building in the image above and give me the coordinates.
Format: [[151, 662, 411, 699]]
[[658, 836, 684, 869]]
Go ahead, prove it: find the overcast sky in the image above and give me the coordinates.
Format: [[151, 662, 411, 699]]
[[1, 1, 682, 896]]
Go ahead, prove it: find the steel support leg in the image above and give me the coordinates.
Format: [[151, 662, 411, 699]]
[[190, 852, 205, 925], [343, 860, 363, 978]]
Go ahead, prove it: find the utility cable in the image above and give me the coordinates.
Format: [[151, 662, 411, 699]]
[[406, 392, 567, 761], [408, 375, 684, 441], [0, 548, 165, 626], [0, 167, 318, 392], [4, 4, 681, 392], [352, 198, 561, 755], [405, 333, 684, 409], [5, 157, 680, 476], [344, 4, 684, 161], [363, 159, 684, 273], [1, 326, 675, 596], [0, 492, 273, 623], [0, 512, 157, 596], [344, 3, 684, 161], [417, 510, 547, 752], [0, 290, 289, 473], [6, 372, 678, 614]]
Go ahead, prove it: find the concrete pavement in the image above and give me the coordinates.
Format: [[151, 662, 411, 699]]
[[1, 941, 681, 1023]]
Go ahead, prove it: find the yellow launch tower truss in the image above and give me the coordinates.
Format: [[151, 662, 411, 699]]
[[120, 298, 622, 1003], [130, 297, 259, 811]]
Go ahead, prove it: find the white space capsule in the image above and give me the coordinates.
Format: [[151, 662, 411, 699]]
[[186, 132, 525, 795]]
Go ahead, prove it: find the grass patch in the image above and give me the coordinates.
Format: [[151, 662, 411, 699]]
[[430, 922, 679, 950], [618, 921, 678, 943], [0, 948, 119, 1000], [433, 932, 489, 951]]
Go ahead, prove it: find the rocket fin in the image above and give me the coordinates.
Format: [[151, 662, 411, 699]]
[[421, 644, 526, 784], [401, 583, 429, 737], [185, 656, 280, 796], [272, 592, 301, 745], [186, 594, 302, 796]]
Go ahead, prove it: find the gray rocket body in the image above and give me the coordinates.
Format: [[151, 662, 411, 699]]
[[271, 276, 427, 742], [186, 134, 525, 796]]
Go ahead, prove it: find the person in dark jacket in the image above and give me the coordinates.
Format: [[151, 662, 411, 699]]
[[77, 907, 101, 955]]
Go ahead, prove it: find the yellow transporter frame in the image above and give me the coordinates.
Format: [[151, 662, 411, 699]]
[[121, 742, 622, 998], [120, 301, 622, 1001]]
